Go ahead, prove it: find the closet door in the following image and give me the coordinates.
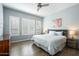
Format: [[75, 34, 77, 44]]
[[22, 18, 35, 35], [36, 20, 42, 34], [9, 16, 20, 36]]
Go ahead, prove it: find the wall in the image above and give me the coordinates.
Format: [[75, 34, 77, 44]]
[[43, 4, 79, 32], [0, 4, 3, 40], [3, 7, 43, 41]]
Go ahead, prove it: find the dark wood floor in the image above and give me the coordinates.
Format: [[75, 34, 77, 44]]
[[10, 40, 79, 56]]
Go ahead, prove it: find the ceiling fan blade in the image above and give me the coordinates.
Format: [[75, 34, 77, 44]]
[[41, 4, 49, 7], [37, 3, 49, 11]]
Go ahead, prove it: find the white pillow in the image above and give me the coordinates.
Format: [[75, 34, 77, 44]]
[[49, 31, 55, 35], [55, 31, 63, 36]]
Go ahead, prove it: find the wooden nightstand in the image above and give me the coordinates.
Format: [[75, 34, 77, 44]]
[[67, 38, 79, 49]]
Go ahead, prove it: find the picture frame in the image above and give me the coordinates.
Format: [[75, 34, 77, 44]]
[[53, 18, 62, 28]]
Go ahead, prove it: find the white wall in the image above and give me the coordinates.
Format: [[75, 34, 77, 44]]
[[0, 4, 3, 40], [43, 4, 79, 32]]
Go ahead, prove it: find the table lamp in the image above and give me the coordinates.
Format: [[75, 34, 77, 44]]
[[69, 30, 76, 39]]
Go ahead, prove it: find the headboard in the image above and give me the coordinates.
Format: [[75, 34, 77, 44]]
[[48, 29, 68, 38]]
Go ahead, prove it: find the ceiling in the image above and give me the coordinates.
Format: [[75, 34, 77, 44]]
[[3, 3, 78, 17]]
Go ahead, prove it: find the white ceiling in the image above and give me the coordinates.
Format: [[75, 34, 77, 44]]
[[3, 3, 78, 17]]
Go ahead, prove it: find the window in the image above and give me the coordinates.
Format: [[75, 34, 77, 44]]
[[21, 18, 35, 35], [36, 20, 42, 34], [9, 16, 42, 36], [9, 16, 20, 36]]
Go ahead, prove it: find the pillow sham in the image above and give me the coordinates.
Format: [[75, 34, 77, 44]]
[[54, 31, 63, 36], [49, 31, 55, 35]]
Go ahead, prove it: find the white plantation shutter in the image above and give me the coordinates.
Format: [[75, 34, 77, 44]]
[[22, 18, 35, 35], [9, 16, 42, 36], [9, 16, 20, 36], [36, 20, 42, 34]]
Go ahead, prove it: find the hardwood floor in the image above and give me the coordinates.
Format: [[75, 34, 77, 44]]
[[10, 40, 79, 56]]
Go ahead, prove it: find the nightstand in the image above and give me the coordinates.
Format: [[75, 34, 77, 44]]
[[67, 38, 79, 49]]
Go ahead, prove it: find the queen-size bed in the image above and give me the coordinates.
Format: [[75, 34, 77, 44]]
[[32, 30, 68, 55]]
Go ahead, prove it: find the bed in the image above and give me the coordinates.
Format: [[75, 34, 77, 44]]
[[32, 30, 68, 55]]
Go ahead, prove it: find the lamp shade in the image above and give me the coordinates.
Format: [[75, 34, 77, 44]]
[[69, 30, 75, 35], [69, 30, 76, 39]]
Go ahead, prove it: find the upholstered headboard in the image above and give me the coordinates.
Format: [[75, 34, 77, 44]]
[[48, 29, 68, 38]]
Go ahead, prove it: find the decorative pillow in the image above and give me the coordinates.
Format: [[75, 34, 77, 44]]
[[49, 31, 55, 35], [54, 31, 63, 36]]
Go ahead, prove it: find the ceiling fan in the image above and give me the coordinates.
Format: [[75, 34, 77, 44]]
[[37, 3, 49, 11]]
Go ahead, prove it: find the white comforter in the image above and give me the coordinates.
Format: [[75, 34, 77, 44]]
[[32, 34, 66, 55]]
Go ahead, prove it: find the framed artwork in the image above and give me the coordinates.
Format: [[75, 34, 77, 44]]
[[52, 18, 62, 28]]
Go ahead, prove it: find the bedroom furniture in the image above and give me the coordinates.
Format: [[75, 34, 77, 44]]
[[68, 30, 76, 39], [48, 29, 68, 37], [67, 30, 79, 49], [32, 29, 68, 55], [0, 40, 9, 56], [67, 38, 79, 49], [77, 39, 79, 49]]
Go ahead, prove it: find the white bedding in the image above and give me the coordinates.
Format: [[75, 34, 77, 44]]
[[32, 34, 66, 55]]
